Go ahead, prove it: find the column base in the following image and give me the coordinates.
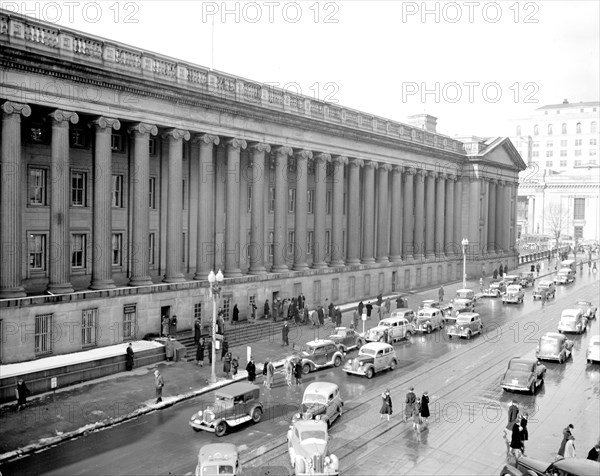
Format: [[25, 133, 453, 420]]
[[375, 256, 389, 264], [413, 254, 425, 261], [247, 266, 267, 275], [223, 269, 243, 278], [329, 260, 345, 267], [163, 274, 186, 283], [361, 258, 375, 265], [311, 262, 328, 269], [0, 287, 27, 299], [345, 258, 361, 266], [293, 263, 309, 271], [129, 276, 153, 287], [389, 255, 402, 263], [425, 252, 436, 260], [89, 279, 116, 290], [47, 283, 74, 294], [193, 271, 211, 280]]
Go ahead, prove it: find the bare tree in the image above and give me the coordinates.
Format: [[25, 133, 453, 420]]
[[544, 202, 573, 252]]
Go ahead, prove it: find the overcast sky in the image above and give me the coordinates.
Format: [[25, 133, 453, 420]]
[[7, 0, 599, 137]]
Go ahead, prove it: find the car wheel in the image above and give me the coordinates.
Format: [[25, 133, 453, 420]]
[[215, 422, 227, 437], [333, 355, 342, 367], [529, 383, 535, 395], [295, 457, 306, 474], [558, 354, 564, 364], [427, 325, 432, 334], [366, 368, 374, 379], [357, 340, 363, 349], [192, 427, 202, 432], [302, 363, 311, 375], [389, 359, 397, 370], [338, 405, 343, 418], [466, 330, 472, 340], [406, 330, 412, 337], [252, 407, 263, 423]]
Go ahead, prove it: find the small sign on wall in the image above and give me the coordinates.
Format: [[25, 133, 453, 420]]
[[51, 377, 57, 389]]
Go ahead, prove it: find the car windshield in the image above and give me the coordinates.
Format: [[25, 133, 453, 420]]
[[506, 286, 520, 292], [301, 346, 316, 355], [456, 317, 471, 324], [539, 282, 552, 288], [417, 313, 432, 319], [380, 321, 392, 327], [540, 336, 559, 347], [509, 361, 532, 372], [456, 292, 472, 299], [330, 330, 346, 337], [201, 465, 234, 475], [561, 314, 576, 321], [300, 430, 327, 442], [577, 301, 591, 306], [303, 393, 327, 405], [214, 395, 235, 408], [360, 348, 377, 357]]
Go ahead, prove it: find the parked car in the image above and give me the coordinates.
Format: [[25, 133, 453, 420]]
[[502, 285, 525, 304], [326, 327, 362, 353], [389, 308, 416, 323], [195, 444, 241, 476], [446, 312, 483, 340], [558, 309, 588, 334], [500, 357, 546, 394], [293, 340, 345, 375], [500, 455, 600, 476], [292, 382, 343, 428], [536, 332, 573, 363], [363, 316, 414, 344], [575, 300, 597, 319], [518, 272, 536, 287], [343, 342, 397, 379], [554, 267, 575, 284], [482, 281, 507, 298], [414, 308, 445, 333], [502, 275, 519, 286], [287, 419, 339, 476], [189, 382, 263, 436], [533, 280, 556, 300], [451, 289, 476, 313], [587, 335, 600, 363]]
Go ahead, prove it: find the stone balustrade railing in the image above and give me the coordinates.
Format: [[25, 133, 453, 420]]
[[0, 9, 471, 155], [517, 246, 569, 265]]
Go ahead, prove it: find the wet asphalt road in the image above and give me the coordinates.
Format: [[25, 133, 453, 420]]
[[3, 270, 599, 476]]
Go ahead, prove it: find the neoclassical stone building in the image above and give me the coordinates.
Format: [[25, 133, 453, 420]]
[[0, 11, 525, 363]]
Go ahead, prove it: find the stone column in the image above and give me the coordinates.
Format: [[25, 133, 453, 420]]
[[453, 177, 464, 255], [434, 173, 446, 259], [272, 146, 293, 272], [495, 181, 505, 253], [293, 149, 312, 270], [376, 163, 391, 263], [128, 123, 158, 286], [402, 168, 415, 260], [487, 179, 497, 254], [47, 109, 79, 294], [389, 165, 403, 262], [222, 138, 247, 278], [0, 102, 31, 298], [504, 183, 513, 253], [346, 158, 363, 265], [444, 175, 455, 257], [468, 178, 481, 256], [424, 171, 435, 259], [413, 170, 426, 261], [361, 161, 376, 264], [89, 117, 121, 290], [527, 195, 535, 235], [330, 155, 347, 267], [312, 153, 330, 269], [193, 134, 220, 279], [246, 142, 270, 275], [163, 128, 191, 283]]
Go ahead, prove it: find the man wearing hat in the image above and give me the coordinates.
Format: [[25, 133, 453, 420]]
[[154, 369, 164, 403], [403, 387, 416, 423]]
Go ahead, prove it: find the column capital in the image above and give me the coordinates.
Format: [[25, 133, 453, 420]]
[[314, 152, 331, 163], [128, 122, 158, 136], [294, 149, 313, 161], [349, 158, 364, 168], [363, 160, 377, 169], [436, 172, 446, 181], [224, 137, 247, 150], [48, 109, 79, 125], [1, 101, 31, 117], [163, 128, 191, 141], [274, 145, 293, 157], [90, 116, 121, 131], [392, 165, 403, 174], [425, 170, 436, 178], [332, 155, 348, 165], [404, 166, 417, 176], [193, 133, 220, 146], [487, 177, 498, 184], [249, 142, 271, 153], [378, 163, 392, 172]]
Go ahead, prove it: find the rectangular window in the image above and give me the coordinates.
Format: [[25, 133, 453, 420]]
[[574, 226, 584, 240], [112, 233, 122, 266], [545, 161, 553, 167], [364, 275, 371, 296], [307, 231, 314, 256], [545, 151, 553, 157], [332, 278, 339, 301], [71, 171, 87, 206], [82, 308, 97, 347], [591, 139, 597, 145], [307, 190, 314, 214], [112, 175, 123, 208], [575, 150, 582, 156], [575, 139, 582, 146], [182, 180, 187, 210], [71, 234, 86, 268], [560, 160, 567, 167], [573, 198, 585, 220], [29, 167, 47, 205], [546, 141, 553, 147], [326, 190, 332, 214], [532, 142, 539, 148], [590, 150, 597, 156], [222, 296, 231, 321], [269, 187, 275, 213], [325, 230, 331, 256], [111, 133, 123, 151], [288, 188, 296, 213], [560, 150, 567, 157], [288, 230, 295, 255], [149, 233, 155, 265], [268, 231, 274, 260], [149, 177, 156, 209], [123, 304, 137, 340], [149, 137, 157, 155], [349, 276, 356, 297], [575, 160, 582, 166], [35, 314, 53, 355], [247, 185, 252, 213], [532, 151, 539, 157], [560, 140, 567, 146], [194, 303, 202, 320], [29, 234, 46, 270]]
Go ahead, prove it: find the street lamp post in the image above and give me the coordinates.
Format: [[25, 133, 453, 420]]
[[461, 238, 469, 289], [208, 269, 224, 384]]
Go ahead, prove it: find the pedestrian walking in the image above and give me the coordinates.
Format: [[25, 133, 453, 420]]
[[420, 392, 430, 425], [231, 356, 239, 376], [194, 317, 202, 345], [587, 443, 600, 462], [283, 299, 290, 322], [263, 299, 270, 320], [207, 339, 213, 365], [377, 293, 383, 306], [154, 369, 164, 403], [536, 262, 541, 276], [479, 277, 484, 293], [303, 306, 309, 325], [412, 399, 422, 430], [317, 305, 325, 326], [221, 338, 229, 361], [246, 357, 256, 383], [232, 304, 239, 325], [298, 294, 304, 310], [565, 435, 576, 458], [352, 310, 359, 330], [217, 313, 225, 335], [403, 387, 416, 423], [15, 378, 30, 411], [438, 285, 444, 303], [165, 335, 175, 362], [169, 315, 178, 336], [262, 360, 269, 387], [509, 421, 523, 460], [499, 264, 504, 277], [284, 358, 293, 386], [557, 424, 574, 460], [250, 303, 257, 323], [366, 302, 373, 320], [395, 296, 403, 309], [161, 315, 170, 337], [282, 320, 290, 346], [196, 338, 205, 366], [358, 301, 364, 317], [505, 400, 519, 440], [125, 342, 135, 371], [294, 359, 303, 386], [542, 289, 547, 306], [335, 307, 342, 327], [520, 414, 529, 455], [328, 300, 335, 323], [379, 389, 393, 421], [384, 299, 391, 319], [265, 360, 275, 389], [223, 351, 232, 378]]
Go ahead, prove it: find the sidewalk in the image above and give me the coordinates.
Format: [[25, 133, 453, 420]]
[[0, 258, 561, 463]]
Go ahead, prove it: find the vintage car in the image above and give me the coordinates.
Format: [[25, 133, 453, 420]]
[[363, 316, 414, 344], [389, 308, 416, 323], [343, 342, 397, 379], [554, 267, 575, 284], [293, 340, 345, 375], [292, 382, 343, 428], [502, 284, 525, 304], [533, 280, 556, 300], [287, 419, 339, 476], [575, 300, 597, 319], [482, 280, 507, 298], [450, 289, 476, 313], [500, 357, 546, 394], [536, 332, 573, 363], [587, 335, 600, 363], [414, 308, 445, 333], [502, 275, 519, 286], [518, 272, 536, 288], [446, 312, 483, 340], [500, 455, 600, 476], [195, 444, 241, 476], [326, 327, 362, 353], [558, 308, 588, 334], [189, 382, 263, 436]]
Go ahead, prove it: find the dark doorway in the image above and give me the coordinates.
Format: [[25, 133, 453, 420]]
[[160, 306, 170, 337]]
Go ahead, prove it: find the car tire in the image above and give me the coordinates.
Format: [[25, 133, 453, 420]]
[[558, 354, 564, 364], [252, 407, 263, 423], [215, 422, 227, 437], [333, 355, 342, 367], [427, 325, 432, 334], [366, 368, 374, 379], [529, 383, 535, 395], [192, 427, 202, 432], [295, 457, 306, 474], [302, 363, 311, 375], [389, 359, 397, 370], [466, 330, 472, 340]]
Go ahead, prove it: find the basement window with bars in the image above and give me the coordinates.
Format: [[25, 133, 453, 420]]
[[35, 314, 53, 355]]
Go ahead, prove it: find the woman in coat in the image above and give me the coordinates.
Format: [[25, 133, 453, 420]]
[[294, 359, 303, 386], [420, 392, 430, 423], [232, 305, 239, 324], [165, 336, 175, 361], [125, 343, 134, 371], [265, 361, 275, 389], [231, 356, 239, 376], [246, 358, 256, 383], [223, 351, 232, 378], [520, 414, 529, 455], [379, 389, 393, 421], [284, 358, 293, 386], [196, 339, 205, 366]]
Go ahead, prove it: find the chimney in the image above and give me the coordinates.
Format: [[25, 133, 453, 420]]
[[407, 114, 437, 133]]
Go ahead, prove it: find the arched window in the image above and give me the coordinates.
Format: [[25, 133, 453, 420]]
[[533, 125, 539, 136], [591, 121, 597, 134], [547, 124, 553, 135], [561, 123, 567, 134], [516, 125, 521, 136], [576, 122, 582, 134]]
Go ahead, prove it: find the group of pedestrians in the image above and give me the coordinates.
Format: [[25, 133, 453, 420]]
[[504, 400, 529, 461], [377, 386, 430, 431], [243, 356, 303, 389]]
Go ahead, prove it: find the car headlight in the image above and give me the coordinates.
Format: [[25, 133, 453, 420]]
[[358, 361, 364, 366], [347, 359, 353, 364]]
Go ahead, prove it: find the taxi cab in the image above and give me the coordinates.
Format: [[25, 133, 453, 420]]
[[195, 443, 241, 475]]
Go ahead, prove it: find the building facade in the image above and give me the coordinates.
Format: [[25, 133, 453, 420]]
[[0, 11, 525, 364], [511, 100, 600, 243]]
